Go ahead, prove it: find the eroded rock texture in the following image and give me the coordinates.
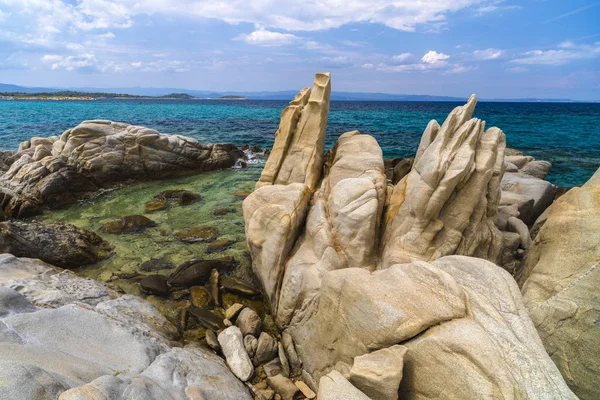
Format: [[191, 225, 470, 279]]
[[518, 167, 600, 400], [243, 75, 576, 398], [0, 254, 251, 400], [0, 121, 244, 218]]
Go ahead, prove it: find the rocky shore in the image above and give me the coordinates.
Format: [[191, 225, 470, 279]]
[[0, 72, 598, 399]]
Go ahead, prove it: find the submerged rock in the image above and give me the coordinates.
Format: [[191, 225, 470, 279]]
[[168, 258, 234, 287], [138, 258, 175, 272], [145, 189, 202, 213], [187, 307, 225, 331], [0, 221, 112, 269], [175, 226, 219, 243], [140, 275, 170, 296], [0, 254, 251, 400], [0, 121, 244, 218], [102, 215, 156, 234], [219, 276, 261, 297]]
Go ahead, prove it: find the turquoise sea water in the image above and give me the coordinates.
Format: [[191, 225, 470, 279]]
[[1, 99, 599, 187]]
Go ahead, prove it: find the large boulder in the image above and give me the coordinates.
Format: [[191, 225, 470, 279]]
[[0, 221, 112, 269], [517, 167, 600, 399], [0, 254, 251, 400], [243, 77, 576, 398], [0, 121, 244, 218]]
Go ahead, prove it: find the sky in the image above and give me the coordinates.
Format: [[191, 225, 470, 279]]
[[0, 0, 599, 100]]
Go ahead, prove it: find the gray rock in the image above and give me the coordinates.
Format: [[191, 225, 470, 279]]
[[255, 332, 278, 365], [281, 331, 301, 376], [236, 307, 262, 337], [0, 221, 112, 269], [507, 216, 531, 249], [501, 172, 557, 225], [263, 357, 283, 377], [0, 287, 36, 317], [0, 360, 69, 400], [244, 334, 258, 358], [217, 326, 254, 382], [505, 155, 534, 169]]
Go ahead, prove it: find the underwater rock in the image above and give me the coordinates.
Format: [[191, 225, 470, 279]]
[[213, 206, 234, 216], [208, 268, 220, 306], [187, 307, 225, 331], [219, 277, 261, 297], [206, 238, 237, 254], [102, 215, 156, 234], [0, 221, 112, 269], [138, 258, 175, 272], [190, 286, 210, 308], [145, 190, 202, 213], [205, 329, 221, 352], [168, 258, 234, 287], [140, 275, 170, 296], [0, 121, 244, 218], [144, 198, 168, 213], [175, 226, 219, 243]]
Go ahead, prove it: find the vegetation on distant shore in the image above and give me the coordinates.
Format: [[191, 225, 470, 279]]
[[0, 91, 199, 100]]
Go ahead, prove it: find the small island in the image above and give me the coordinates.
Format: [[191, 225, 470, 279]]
[[0, 91, 200, 101]]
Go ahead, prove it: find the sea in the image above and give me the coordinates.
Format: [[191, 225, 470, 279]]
[[1, 99, 599, 187]]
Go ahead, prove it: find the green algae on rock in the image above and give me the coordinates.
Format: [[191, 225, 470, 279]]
[[102, 215, 157, 234]]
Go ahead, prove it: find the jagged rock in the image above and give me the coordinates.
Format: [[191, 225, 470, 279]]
[[349, 345, 407, 400], [102, 215, 156, 234], [187, 307, 224, 331], [0, 221, 112, 269], [518, 168, 600, 399], [507, 216, 531, 249], [219, 276, 261, 297], [281, 331, 301, 376], [278, 342, 290, 378], [0, 254, 251, 400], [242, 80, 576, 398], [392, 158, 413, 184], [0, 121, 244, 218], [0, 150, 15, 172], [317, 371, 369, 400], [225, 303, 244, 321], [218, 326, 254, 382], [208, 268, 220, 306], [236, 308, 261, 337], [263, 358, 283, 377], [381, 95, 505, 267]]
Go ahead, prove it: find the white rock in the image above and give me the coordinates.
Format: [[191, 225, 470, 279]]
[[349, 345, 407, 400], [217, 326, 254, 382], [318, 370, 369, 400]]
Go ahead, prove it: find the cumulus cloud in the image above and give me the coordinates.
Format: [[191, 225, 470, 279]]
[[235, 28, 300, 47], [421, 50, 450, 64], [390, 53, 416, 64], [41, 53, 104, 73], [473, 48, 503, 60], [41, 53, 191, 73], [512, 42, 600, 65]]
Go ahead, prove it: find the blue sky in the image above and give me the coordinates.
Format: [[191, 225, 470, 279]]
[[0, 0, 599, 100]]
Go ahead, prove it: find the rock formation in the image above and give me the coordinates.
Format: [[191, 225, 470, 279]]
[[0, 120, 244, 218], [0, 254, 252, 400], [0, 221, 112, 268], [518, 167, 600, 400], [243, 74, 576, 398]]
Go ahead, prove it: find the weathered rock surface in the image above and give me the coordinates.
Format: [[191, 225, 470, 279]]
[[243, 77, 576, 398], [0, 221, 112, 268], [381, 95, 505, 267], [0, 120, 244, 218], [518, 167, 600, 400], [102, 214, 156, 234], [0, 254, 251, 400], [236, 307, 262, 337]]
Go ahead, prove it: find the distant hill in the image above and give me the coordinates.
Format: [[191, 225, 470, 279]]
[[0, 83, 590, 103]]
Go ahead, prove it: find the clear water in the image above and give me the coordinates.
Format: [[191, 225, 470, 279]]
[[1, 99, 599, 187]]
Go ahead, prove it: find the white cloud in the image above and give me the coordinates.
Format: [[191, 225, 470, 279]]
[[512, 42, 600, 65], [362, 63, 374, 69], [473, 48, 503, 60], [445, 64, 477, 74], [421, 50, 450, 64], [391, 53, 416, 64], [41, 53, 103, 73], [0, 0, 502, 36], [41, 53, 191, 73], [235, 28, 300, 47], [320, 56, 353, 68]]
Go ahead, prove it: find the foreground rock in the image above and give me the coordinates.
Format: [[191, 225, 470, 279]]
[[0, 120, 244, 218], [0, 254, 251, 400], [518, 167, 600, 399], [243, 75, 576, 397], [0, 221, 112, 268]]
